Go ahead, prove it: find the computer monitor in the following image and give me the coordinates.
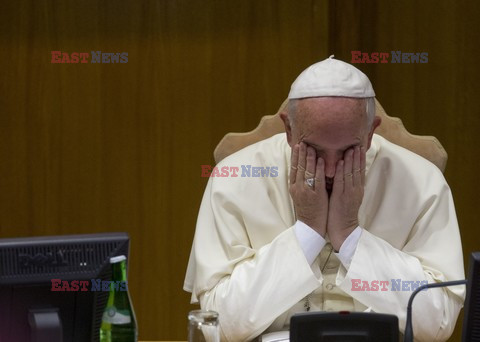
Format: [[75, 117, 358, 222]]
[[0, 232, 129, 342], [462, 251, 480, 341], [290, 311, 399, 342]]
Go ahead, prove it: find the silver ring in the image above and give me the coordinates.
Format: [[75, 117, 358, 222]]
[[305, 178, 315, 188]]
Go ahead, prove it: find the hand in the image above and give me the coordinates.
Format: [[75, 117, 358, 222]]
[[289, 142, 328, 236], [327, 146, 366, 251]]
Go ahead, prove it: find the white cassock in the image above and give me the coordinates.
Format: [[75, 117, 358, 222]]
[[184, 133, 465, 342]]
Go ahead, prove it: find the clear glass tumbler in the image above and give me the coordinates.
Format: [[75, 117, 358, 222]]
[[188, 310, 220, 342]]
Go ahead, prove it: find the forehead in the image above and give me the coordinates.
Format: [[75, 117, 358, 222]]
[[295, 97, 366, 122], [293, 97, 368, 149]]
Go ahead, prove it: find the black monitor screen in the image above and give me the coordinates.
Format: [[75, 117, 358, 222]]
[[0, 232, 129, 342], [290, 311, 399, 342], [462, 251, 480, 342]]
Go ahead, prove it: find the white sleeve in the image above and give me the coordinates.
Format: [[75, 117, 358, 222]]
[[200, 228, 322, 341], [187, 176, 324, 341], [294, 220, 326, 265], [335, 185, 465, 342], [335, 226, 362, 269], [337, 230, 464, 342]]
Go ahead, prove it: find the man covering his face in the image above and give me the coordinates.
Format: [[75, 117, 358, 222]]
[[184, 57, 465, 341]]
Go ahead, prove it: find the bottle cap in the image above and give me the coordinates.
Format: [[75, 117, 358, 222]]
[[110, 255, 127, 263]]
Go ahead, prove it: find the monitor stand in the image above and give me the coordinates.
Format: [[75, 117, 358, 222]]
[[28, 308, 63, 342]]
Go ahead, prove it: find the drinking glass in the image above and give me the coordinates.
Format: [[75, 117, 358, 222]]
[[188, 310, 220, 342]]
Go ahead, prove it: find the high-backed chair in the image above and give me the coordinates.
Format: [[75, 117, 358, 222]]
[[214, 99, 447, 172]]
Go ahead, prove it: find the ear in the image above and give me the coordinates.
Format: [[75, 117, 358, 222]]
[[279, 111, 293, 146], [367, 116, 382, 149]]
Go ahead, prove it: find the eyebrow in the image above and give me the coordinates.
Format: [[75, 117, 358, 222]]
[[301, 140, 360, 151]]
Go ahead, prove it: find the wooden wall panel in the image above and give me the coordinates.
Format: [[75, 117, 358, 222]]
[[1, 0, 478, 340], [330, 1, 480, 341], [0, 0, 327, 339]]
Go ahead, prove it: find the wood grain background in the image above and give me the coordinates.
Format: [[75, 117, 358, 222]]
[[0, 0, 478, 340]]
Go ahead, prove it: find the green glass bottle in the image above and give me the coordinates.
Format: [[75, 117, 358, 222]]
[[100, 255, 138, 342]]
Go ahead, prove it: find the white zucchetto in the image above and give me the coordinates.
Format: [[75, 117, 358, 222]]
[[288, 55, 375, 99]]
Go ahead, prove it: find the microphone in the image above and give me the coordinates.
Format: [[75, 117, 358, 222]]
[[403, 279, 467, 342]]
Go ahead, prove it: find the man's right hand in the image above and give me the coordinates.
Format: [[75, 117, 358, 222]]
[[289, 142, 328, 237]]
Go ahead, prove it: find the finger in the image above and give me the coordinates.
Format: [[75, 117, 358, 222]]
[[290, 144, 299, 185], [332, 159, 344, 194], [343, 148, 354, 189], [360, 146, 366, 185], [296, 142, 307, 186], [304, 146, 316, 188], [352, 146, 361, 187], [315, 157, 326, 193]]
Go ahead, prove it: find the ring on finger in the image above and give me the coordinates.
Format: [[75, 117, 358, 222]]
[[305, 178, 315, 188]]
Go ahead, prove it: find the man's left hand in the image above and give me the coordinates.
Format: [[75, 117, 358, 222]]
[[327, 146, 366, 251]]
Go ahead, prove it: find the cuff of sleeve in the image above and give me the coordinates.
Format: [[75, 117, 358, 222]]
[[335, 226, 363, 269], [294, 220, 326, 265]]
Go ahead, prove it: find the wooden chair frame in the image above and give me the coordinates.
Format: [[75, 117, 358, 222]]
[[214, 99, 447, 172]]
